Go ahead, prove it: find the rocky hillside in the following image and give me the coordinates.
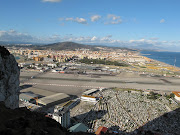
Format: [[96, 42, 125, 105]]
[[0, 46, 20, 109], [0, 102, 95, 135]]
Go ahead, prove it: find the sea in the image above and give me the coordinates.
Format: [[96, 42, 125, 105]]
[[140, 51, 180, 68]]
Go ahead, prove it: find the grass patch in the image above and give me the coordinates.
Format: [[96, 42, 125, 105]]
[[80, 57, 129, 67], [164, 93, 175, 100], [147, 91, 162, 100]]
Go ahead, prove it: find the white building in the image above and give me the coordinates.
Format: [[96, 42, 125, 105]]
[[53, 107, 70, 128], [83, 89, 99, 95], [28, 52, 39, 59], [81, 95, 99, 102], [47, 63, 57, 68], [172, 91, 180, 101]]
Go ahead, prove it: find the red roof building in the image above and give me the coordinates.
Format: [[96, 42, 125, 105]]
[[95, 126, 108, 135], [172, 91, 180, 101]]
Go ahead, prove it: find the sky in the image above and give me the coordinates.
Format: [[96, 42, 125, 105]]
[[0, 0, 180, 51]]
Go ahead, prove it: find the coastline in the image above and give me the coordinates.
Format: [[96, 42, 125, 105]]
[[140, 51, 180, 67], [140, 54, 180, 72]]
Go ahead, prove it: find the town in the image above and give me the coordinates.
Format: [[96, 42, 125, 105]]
[[5, 44, 180, 134], [1, 1, 180, 134]]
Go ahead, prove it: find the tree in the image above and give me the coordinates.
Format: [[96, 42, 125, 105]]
[[56, 63, 60, 67]]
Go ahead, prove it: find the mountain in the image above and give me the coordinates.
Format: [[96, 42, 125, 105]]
[[36, 42, 98, 51], [29, 42, 135, 51], [1, 41, 136, 51]]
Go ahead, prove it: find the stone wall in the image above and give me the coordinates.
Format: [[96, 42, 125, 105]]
[[0, 46, 20, 109]]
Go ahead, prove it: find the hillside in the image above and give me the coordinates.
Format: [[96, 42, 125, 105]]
[[28, 41, 135, 51], [31, 42, 100, 51], [0, 102, 95, 135], [1, 41, 137, 52]]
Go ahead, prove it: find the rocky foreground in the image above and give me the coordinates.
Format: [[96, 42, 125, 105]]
[[0, 102, 94, 135]]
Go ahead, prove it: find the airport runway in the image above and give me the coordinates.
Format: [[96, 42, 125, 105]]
[[20, 72, 180, 96], [20, 76, 180, 86]]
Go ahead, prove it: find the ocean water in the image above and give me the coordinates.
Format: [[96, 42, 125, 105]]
[[141, 51, 180, 67]]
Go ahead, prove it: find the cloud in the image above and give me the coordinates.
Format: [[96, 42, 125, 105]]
[[160, 19, 165, 23], [59, 14, 125, 25], [42, 0, 62, 2], [64, 17, 87, 24], [1, 29, 180, 51], [65, 18, 74, 21], [129, 38, 157, 44], [105, 14, 122, 24], [0, 30, 36, 42], [106, 35, 112, 38], [75, 17, 87, 24], [91, 15, 101, 22], [0, 30, 160, 46], [91, 36, 98, 41]]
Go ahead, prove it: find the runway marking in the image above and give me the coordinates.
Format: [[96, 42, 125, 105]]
[[22, 83, 149, 91], [22, 82, 104, 89]]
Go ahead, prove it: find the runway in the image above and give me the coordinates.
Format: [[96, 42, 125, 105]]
[[20, 72, 180, 96]]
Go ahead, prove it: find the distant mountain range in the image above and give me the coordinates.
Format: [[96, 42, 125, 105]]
[[1, 40, 179, 52], [2, 40, 163, 52], [21, 42, 136, 51], [32, 42, 99, 51]]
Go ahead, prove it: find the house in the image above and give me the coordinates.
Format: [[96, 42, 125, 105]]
[[81, 95, 99, 102], [172, 91, 180, 101], [95, 126, 108, 135], [83, 89, 99, 95], [53, 107, 70, 128], [69, 123, 89, 132]]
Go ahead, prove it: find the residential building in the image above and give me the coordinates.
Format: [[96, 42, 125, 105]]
[[69, 123, 89, 132], [95, 126, 108, 135], [172, 91, 180, 101], [81, 95, 99, 102], [53, 107, 70, 128]]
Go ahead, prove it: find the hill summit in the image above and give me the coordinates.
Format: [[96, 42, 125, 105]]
[[34, 42, 99, 51]]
